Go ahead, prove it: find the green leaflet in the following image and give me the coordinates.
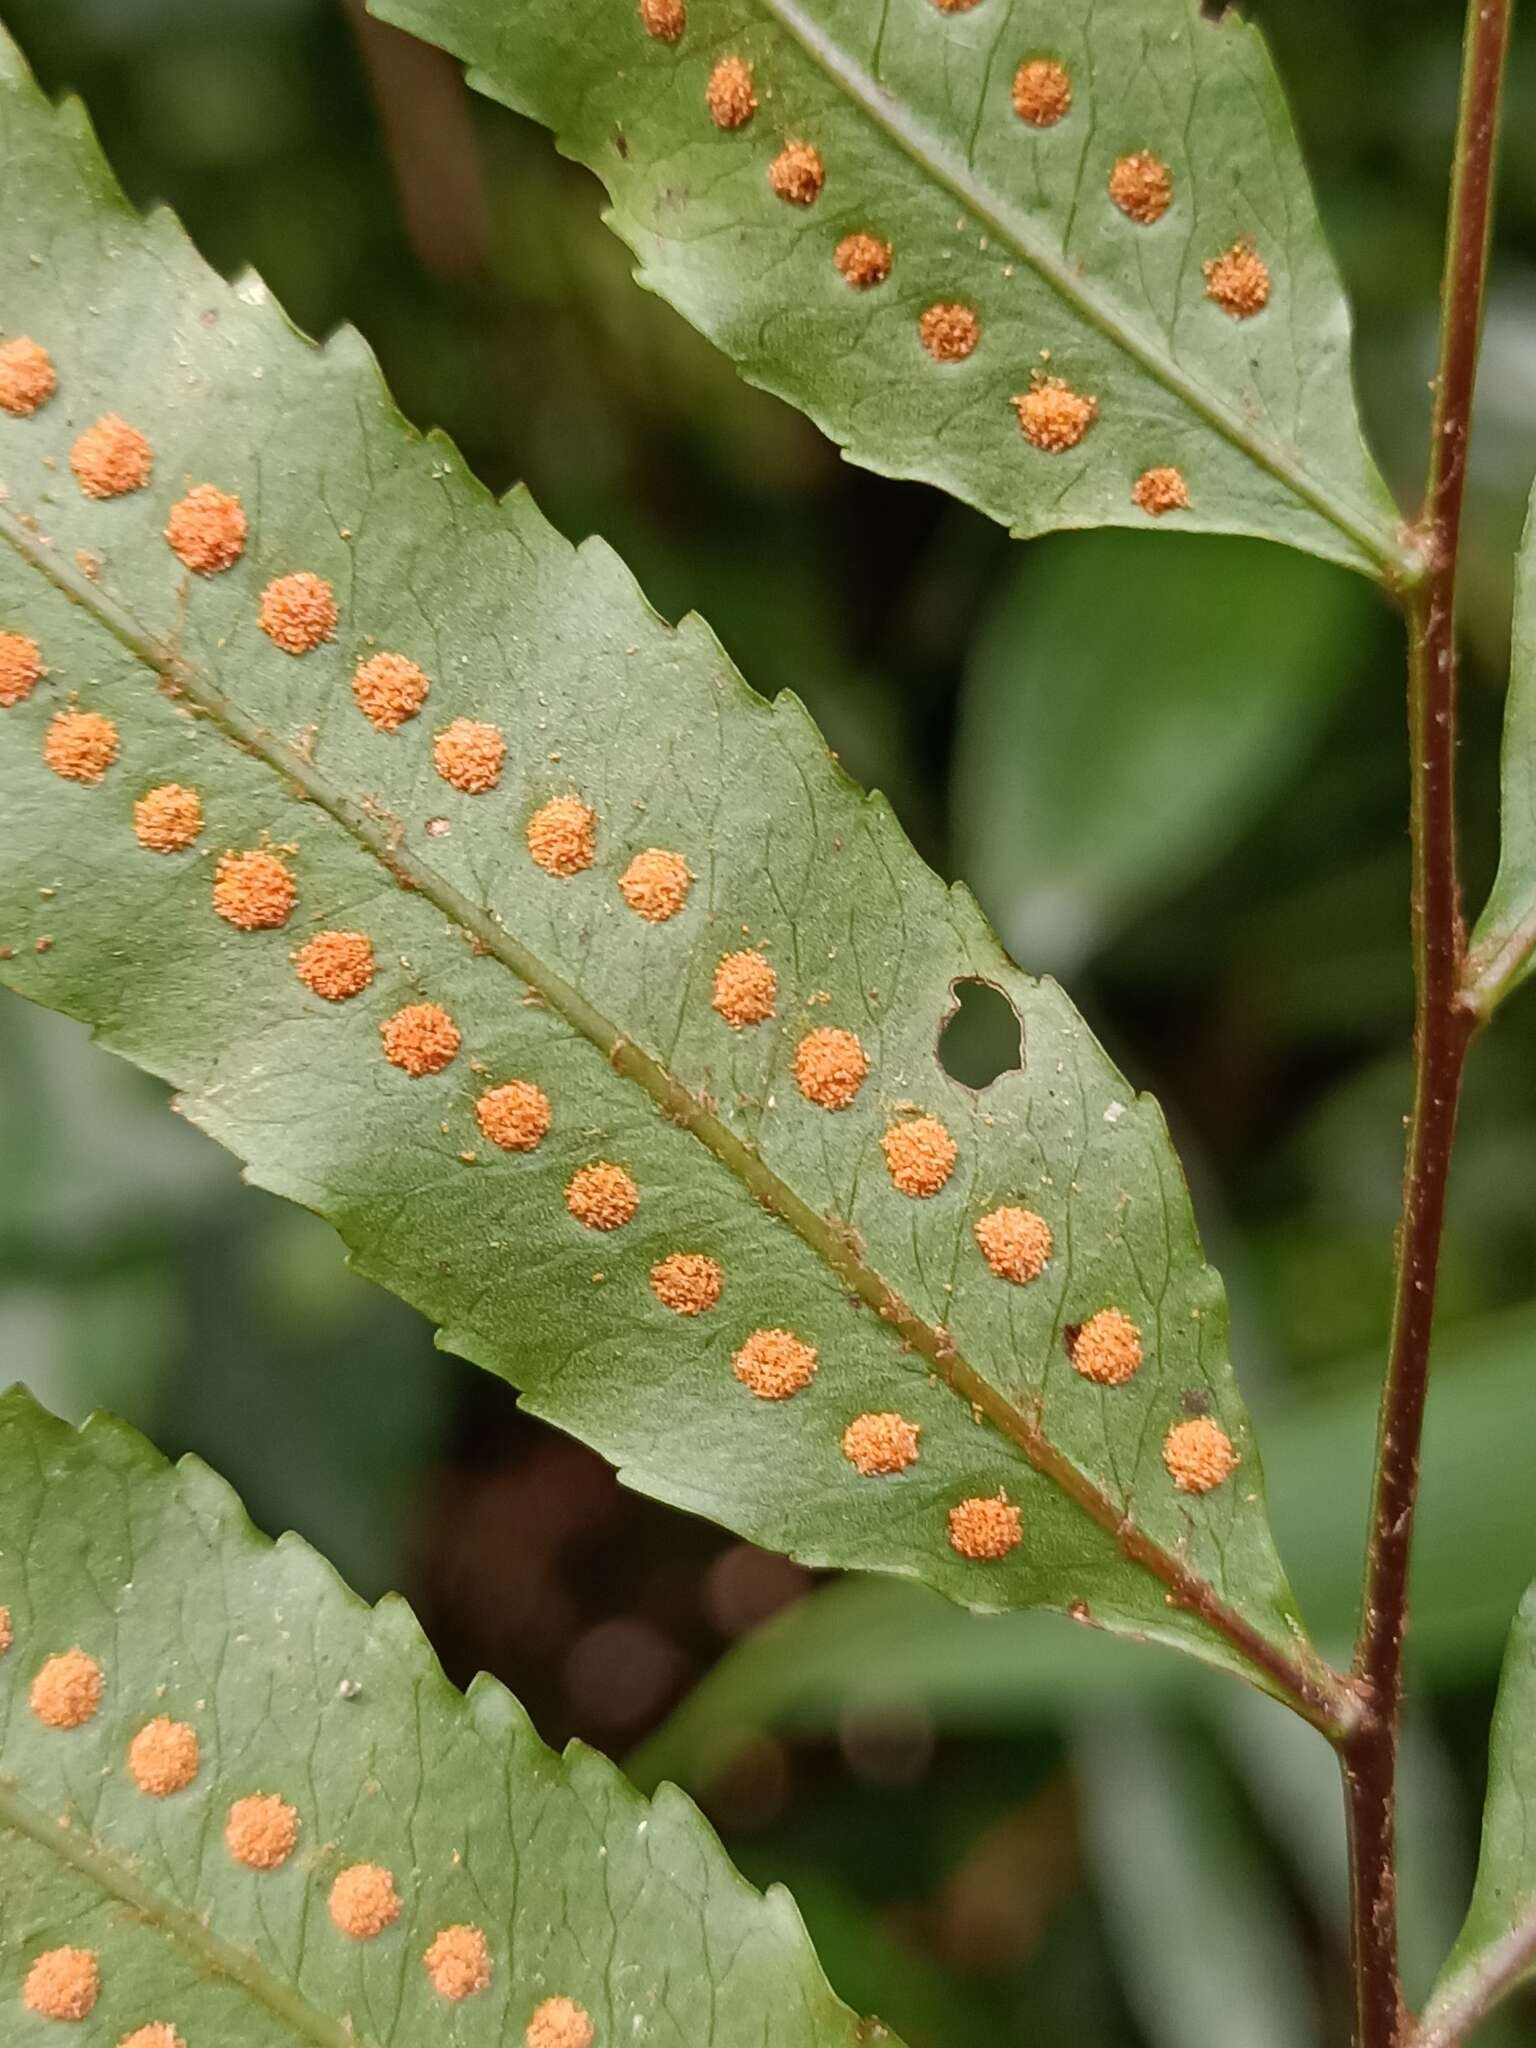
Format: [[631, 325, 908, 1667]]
[[371, 0, 1405, 579], [0, 1389, 885, 2047], [1467, 481, 1536, 1014], [0, 32, 1336, 1721]]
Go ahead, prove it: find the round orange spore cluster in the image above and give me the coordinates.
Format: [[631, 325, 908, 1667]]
[[70, 414, 152, 498], [929, 0, 982, 11], [127, 1716, 200, 1796], [527, 795, 597, 877], [119, 2027, 186, 2048], [23, 1947, 100, 2021], [881, 1115, 957, 1197], [259, 572, 337, 654], [43, 709, 118, 784], [638, 0, 685, 40], [707, 55, 756, 128], [712, 949, 778, 1027], [1204, 240, 1271, 318], [0, 1607, 11, 1655], [476, 1080, 552, 1152], [841, 1411, 921, 1476], [225, 1792, 299, 1870], [352, 651, 430, 732], [833, 233, 893, 289], [769, 141, 825, 205], [619, 848, 692, 921], [974, 1205, 1053, 1284], [133, 783, 203, 852], [1163, 1416, 1240, 1494], [424, 1924, 492, 2001], [0, 630, 44, 708], [918, 304, 979, 363], [1013, 377, 1098, 452], [1012, 58, 1072, 126], [165, 484, 247, 574], [1109, 152, 1173, 226], [526, 1995, 596, 2048], [0, 335, 57, 416], [792, 1026, 869, 1110], [434, 718, 505, 793], [294, 929, 375, 1001], [733, 1327, 817, 1400], [213, 848, 296, 930], [650, 1252, 724, 1315], [947, 1492, 1021, 1560], [329, 1862, 402, 1940], [566, 1162, 639, 1230], [30, 1647, 104, 1729], [1070, 1308, 1144, 1386], [381, 1002, 461, 1076], [1132, 466, 1190, 517]]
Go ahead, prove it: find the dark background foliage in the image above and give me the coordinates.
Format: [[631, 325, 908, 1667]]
[[3, 2, 1536, 2041]]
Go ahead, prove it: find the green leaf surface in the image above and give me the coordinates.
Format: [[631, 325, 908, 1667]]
[[0, 32, 1330, 1718], [0, 1388, 883, 2048], [1468, 480, 1536, 1013], [371, 0, 1404, 578]]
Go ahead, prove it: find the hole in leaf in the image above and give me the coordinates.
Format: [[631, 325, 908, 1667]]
[[937, 979, 1022, 1089]]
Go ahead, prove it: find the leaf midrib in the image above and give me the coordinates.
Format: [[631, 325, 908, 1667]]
[[0, 501, 1340, 1732], [753, 0, 1406, 577]]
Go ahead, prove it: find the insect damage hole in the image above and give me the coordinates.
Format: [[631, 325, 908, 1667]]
[[938, 977, 1022, 1089]]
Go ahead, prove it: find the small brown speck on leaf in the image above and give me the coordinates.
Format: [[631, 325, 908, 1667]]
[[769, 140, 825, 204], [1070, 1308, 1144, 1385], [127, 1716, 200, 1797], [424, 1924, 492, 2001], [527, 795, 597, 877], [213, 849, 296, 930], [294, 929, 375, 1001], [842, 1411, 921, 1475], [1013, 376, 1098, 452], [1012, 58, 1072, 126], [712, 949, 778, 1027], [0, 630, 44, 708], [0, 335, 56, 416], [793, 1026, 869, 1109], [259, 572, 337, 654], [352, 652, 430, 732], [919, 303, 979, 362], [1204, 240, 1270, 317], [70, 414, 151, 498], [974, 1205, 1053, 1283], [165, 484, 247, 573], [226, 1792, 299, 1870], [329, 1863, 402, 1940], [23, 1947, 99, 2022], [882, 1115, 958, 1196], [619, 848, 692, 922], [707, 55, 756, 128], [833, 233, 892, 288], [947, 1492, 1021, 1559], [381, 1002, 461, 1077], [1163, 1416, 1240, 1493], [638, 0, 685, 40], [133, 783, 203, 852], [30, 1648, 104, 1729], [566, 1162, 640, 1230], [650, 1252, 724, 1315], [434, 718, 505, 793], [1109, 152, 1173, 225], [476, 1080, 552, 1152], [734, 1327, 817, 1399], [43, 710, 118, 784], [1132, 466, 1191, 516], [118, 2027, 187, 2048], [526, 1995, 596, 2048]]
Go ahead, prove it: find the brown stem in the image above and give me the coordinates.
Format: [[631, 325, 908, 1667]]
[[1344, 4, 1511, 2044]]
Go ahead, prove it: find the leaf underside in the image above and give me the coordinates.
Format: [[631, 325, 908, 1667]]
[[0, 1389, 884, 2048], [0, 32, 1321, 1705], [372, 0, 1402, 578], [1469, 480, 1536, 1005]]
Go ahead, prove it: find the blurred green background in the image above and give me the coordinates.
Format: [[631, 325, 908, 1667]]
[[3, 1, 1536, 2041]]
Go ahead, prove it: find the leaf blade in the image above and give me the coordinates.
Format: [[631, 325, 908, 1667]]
[[1468, 481, 1536, 1012]]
